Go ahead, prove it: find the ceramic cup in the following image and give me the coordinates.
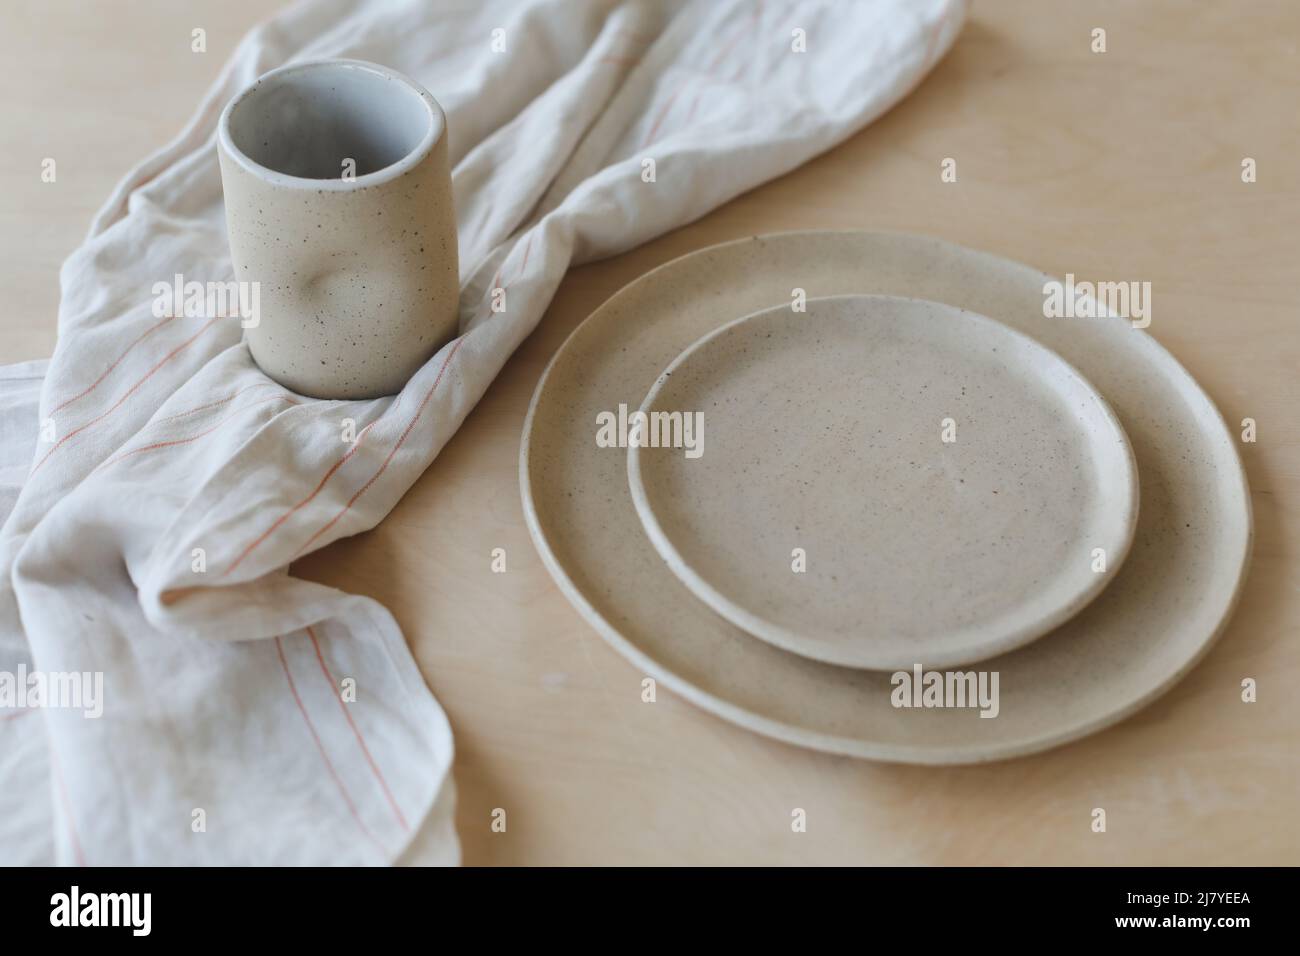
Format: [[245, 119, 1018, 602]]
[[217, 59, 458, 399]]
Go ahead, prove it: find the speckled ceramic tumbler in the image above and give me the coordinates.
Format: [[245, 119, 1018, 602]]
[[217, 59, 458, 399]]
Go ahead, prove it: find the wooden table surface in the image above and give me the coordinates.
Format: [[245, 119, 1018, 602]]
[[2, 1, 1296, 865]]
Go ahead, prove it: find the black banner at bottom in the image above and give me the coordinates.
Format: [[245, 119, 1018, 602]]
[[0, 866, 1287, 940]]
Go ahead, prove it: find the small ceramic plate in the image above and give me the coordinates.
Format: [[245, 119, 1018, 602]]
[[520, 231, 1251, 764], [627, 295, 1138, 670]]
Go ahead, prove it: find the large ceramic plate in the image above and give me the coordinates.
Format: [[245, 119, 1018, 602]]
[[520, 232, 1251, 763], [627, 294, 1139, 670]]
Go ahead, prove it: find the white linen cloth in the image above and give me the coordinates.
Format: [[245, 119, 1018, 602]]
[[0, 0, 964, 864]]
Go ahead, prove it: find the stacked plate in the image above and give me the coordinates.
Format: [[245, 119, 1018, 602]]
[[520, 232, 1251, 763]]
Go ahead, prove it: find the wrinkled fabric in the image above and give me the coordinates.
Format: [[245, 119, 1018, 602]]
[[0, 0, 964, 864]]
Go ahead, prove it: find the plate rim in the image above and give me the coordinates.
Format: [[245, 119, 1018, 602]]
[[519, 229, 1254, 764], [624, 292, 1141, 671]]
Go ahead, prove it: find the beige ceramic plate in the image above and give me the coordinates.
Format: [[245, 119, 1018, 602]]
[[520, 232, 1251, 764], [627, 294, 1138, 671]]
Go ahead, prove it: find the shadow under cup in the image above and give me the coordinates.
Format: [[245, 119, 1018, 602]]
[[217, 59, 459, 400]]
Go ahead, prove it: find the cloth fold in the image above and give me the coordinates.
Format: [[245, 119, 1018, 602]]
[[0, 0, 963, 864]]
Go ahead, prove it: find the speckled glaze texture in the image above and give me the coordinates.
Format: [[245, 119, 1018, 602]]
[[218, 60, 458, 399], [520, 231, 1252, 764], [628, 295, 1138, 670]]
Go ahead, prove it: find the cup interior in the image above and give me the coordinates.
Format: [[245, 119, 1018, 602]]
[[224, 62, 436, 180]]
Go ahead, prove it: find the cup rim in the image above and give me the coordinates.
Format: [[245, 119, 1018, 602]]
[[217, 58, 446, 191]]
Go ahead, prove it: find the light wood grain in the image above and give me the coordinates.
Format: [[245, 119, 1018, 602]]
[[2, 0, 1296, 865]]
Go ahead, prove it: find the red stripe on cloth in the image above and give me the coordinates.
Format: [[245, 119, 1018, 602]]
[[219, 420, 377, 577], [290, 336, 466, 559], [49, 746, 87, 867], [50, 315, 178, 416], [306, 626, 409, 832], [276, 635, 387, 861], [96, 394, 297, 471], [32, 315, 223, 475]]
